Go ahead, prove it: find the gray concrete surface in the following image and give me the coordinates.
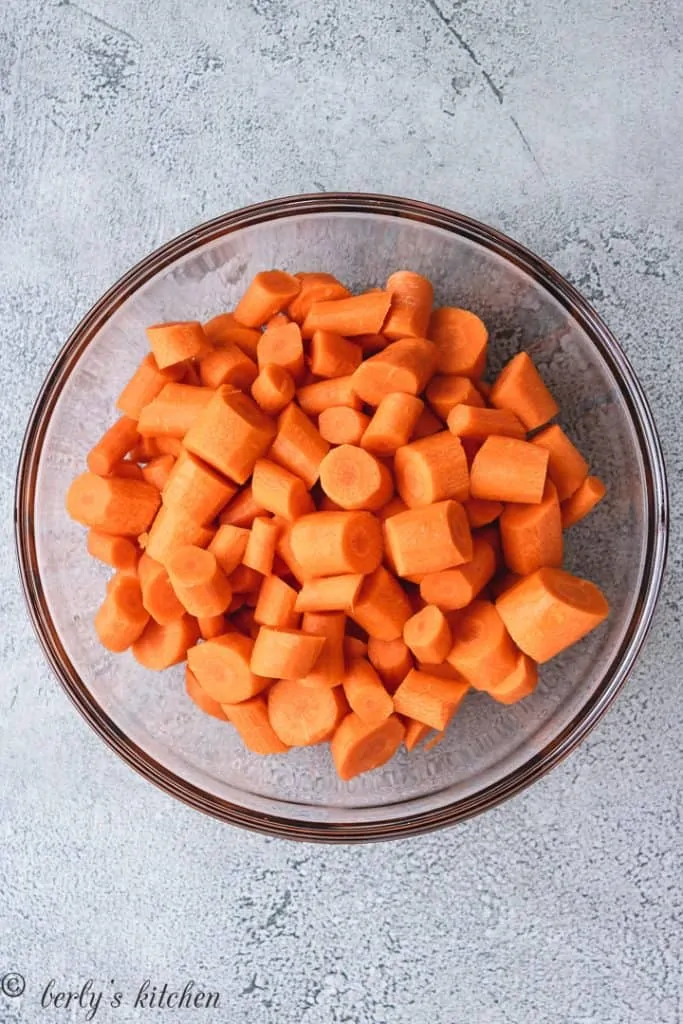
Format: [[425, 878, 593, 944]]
[[1, 0, 682, 1021]]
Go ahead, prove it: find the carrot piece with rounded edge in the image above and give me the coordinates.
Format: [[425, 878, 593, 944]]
[[309, 331, 362, 378], [302, 291, 392, 339], [94, 574, 149, 652], [162, 450, 236, 524], [87, 416, 140, 476], [257, 321, 305, 384], [268, 680, 347, 746], [269, 403, 330, 488], [403, 605, 452, 664], [419, 536, 497, 611], [203, 313, 261, 358], [531, 424, 589, 501], [464, 498, 503, 528], [351, 336, 437, 406], [188, 632, 270, 702], [404, 719, 431, 752], [87, 530, 139, 573], [393, 668, 469, 730], [428, 307, 488, 377], [132, 615, 199, 670], [350, 565, 412, 641], [185, 665, 230, 720], [318, 406, 371, 446], [360, 393, 424, 456], [166, 545, 232, 617], [426, 374, 485, 421], [500, 479, 563, 575], [470, 436, 548, 504], [446, 600, 518, 686], [489, 351, 559, 430], [496, 567, 609, 663], [344, 636, 368, 661], [144, 505, 214, 565], [251, 458, 315, 520], [208, 524, 249, 574], [411, 406, 443, 439], [137, 552, 186, 624], [367, 637, 414, 694], [265, 312, 291, 329], [250, 626, 325, 680], [198, 614, 228, 640], [274, 518, 312, 584], [117, 353, 180, 420], [298, 611, 346, 688], [447, 404, 526, 440], [383, 500, 472, 577], [251, 363, 295, 415], [343, 658, 393, 725], [319, 445, 394, 512], [254, 575, 299, 628], [141, 454, 176, 491], [287, 273, 350, 324], [66, 473, 160, 535], [137, 384, 214, 438], [295, 575, 363, 613], [331, 712, 405, 781], [219, 486, 268, 527], [242, 517, 281, 576], [376, 496, 408, 522], [183, 386, 276, 484], [229, 564, 263, 594], [198, 343, 258, 390], [146, 321, 206, 369], [221, 696, 289, 754], [297, 376, 363, 416], [290, 510, 383, 577], [395, 431, 469, 507], [485, 653, 538, 703], [234, 270, 301, 328], [111, 459, 145, 481], [561, 476, 607, 529], [383, 270, 434, 340]]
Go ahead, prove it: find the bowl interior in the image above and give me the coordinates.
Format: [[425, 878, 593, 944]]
[[26, 206, 655, 831]]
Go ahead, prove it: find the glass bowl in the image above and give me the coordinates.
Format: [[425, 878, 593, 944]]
[[15, 193, 668, 842]]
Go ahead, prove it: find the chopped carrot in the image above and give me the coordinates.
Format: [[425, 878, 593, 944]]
[[310, 331, 362, 378], [470, 436, 549, 504], [234, 270, 301, 328], [254, 574, 299, 628], [138, 552, 186, 624], [228, 564, 263, 594], [137, 383, 214, 438], [302, 290, 392, 338], [154, 436, 183, 458], [561, 476, 607, 529], [274, 517, 312, 584], [144, 505, 215, 565], [495, 567, 609, 663], [344, 636, 369, 661], [500, 479, 564, 575], [360, 393, 424, 456], [130, 436, 162, 463], [268, 679, 347, 746], [404, 719, 431, 752], [298, 611, 346, 688], [66, 472, 160, 535], [250, 625, 325, 679], [393, 668, 469, 730], [383, 270, 434, 339], [289, 510, 383, 577], [463, 498, 503, 528], [187, 632, 270, 702], [87, 530, 139, 573], [330, 712, 405, 780], [419, 536, 497, 611], [257, 321, 305, 383], [426, 374, 484, 421], [221, 696, 289, 754], [141, 454, 176, 491], [94, 573, 149, 652], [355, 332, 388, 354], [132, 615, 200, 670], [265, 312, 291, 329], [447, 404, 526, 440], [318, 407, 371, 446], [411, 406, 443, 439], [297, 376, 363, 416], [295, 574, 363, 613], [198, 343, 258, 390], [485, 653, 538, 703], [251, 363, 296, 416], [110, 459, 145, 481], [87, 416, 140, 476], [269, 403, 330, 488], [383, 500, 472, 576], [489, 351, 559, 430], [116, 353, 180, 419], [287, 272, 350, 324], [394, 431, 469, 507], [376, 496, 408, 521], [181, 362, 202, 387], [198, 614, 229, 640], [446, 600, 518, 687], [219, 485, 268, 528], [343, 658, 394, 724], [403, 605, 452, 664], [242, 516, 281, 576], [208, 524, 250, 574], [319, 444, 394, 511], [531, 424, 589, 501], [202, 312, 261, 358], [350, 565, 412, 641], [185, 665, 229, 720], [166, 544, 232, 617], [351, 337, 437, 406], [251, 458, 315, 520], [162, 450, 236, 524], [428, 307, 488, 377], [367, 637, 414, 693], [145, 321, 206, 369], [183, 385, 276, 484]]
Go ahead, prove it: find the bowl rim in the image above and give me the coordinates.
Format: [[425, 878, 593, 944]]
[[14, 191, 669, 843]]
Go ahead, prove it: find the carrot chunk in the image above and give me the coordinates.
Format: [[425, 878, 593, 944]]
[[489, 351, 559, 430]]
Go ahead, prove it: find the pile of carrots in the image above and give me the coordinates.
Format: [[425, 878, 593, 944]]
[[66, 268, 609, 781]]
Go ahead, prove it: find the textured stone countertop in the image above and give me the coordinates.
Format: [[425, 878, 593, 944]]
[[1, 1, 681, 1021]]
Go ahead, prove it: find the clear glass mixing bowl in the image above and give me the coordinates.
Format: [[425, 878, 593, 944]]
[[15, 194, 668, 841]]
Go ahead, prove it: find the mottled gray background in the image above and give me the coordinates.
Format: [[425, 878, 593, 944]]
[[1, 0, 682, 1022]]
